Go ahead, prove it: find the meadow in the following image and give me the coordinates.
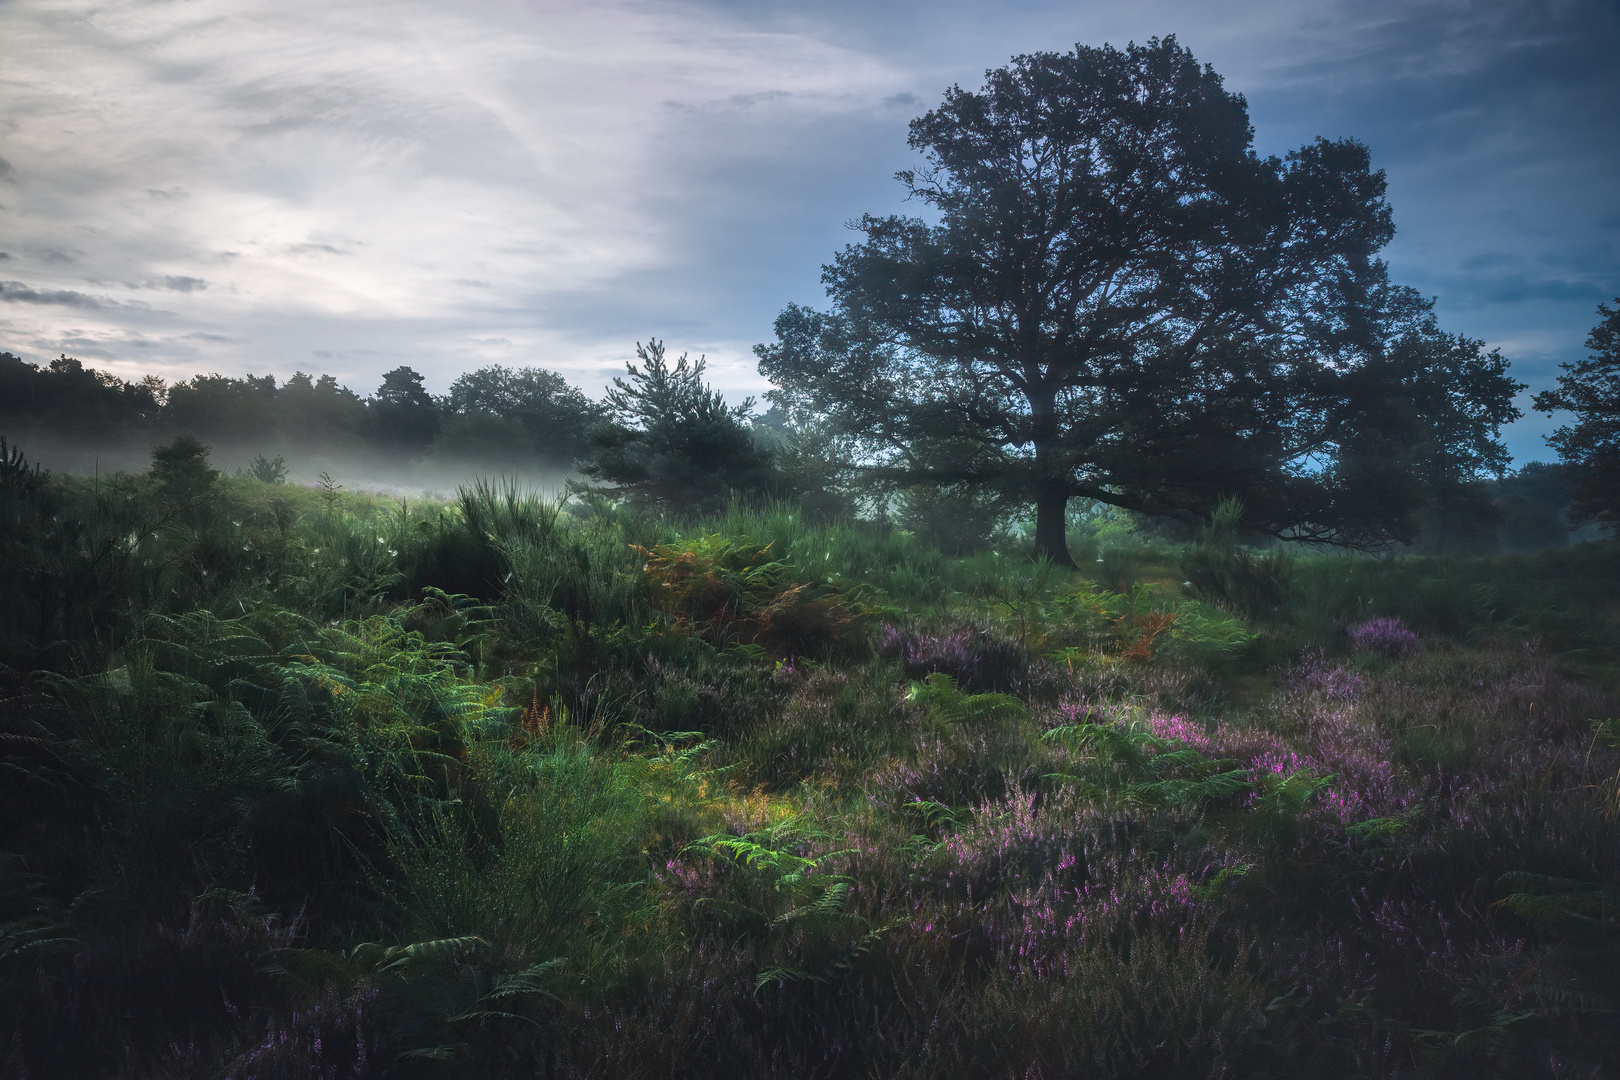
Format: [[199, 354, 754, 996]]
[[3, 442, 1619, 1079]]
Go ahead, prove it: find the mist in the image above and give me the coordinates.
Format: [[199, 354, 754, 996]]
[[0, 350, 592, 500]]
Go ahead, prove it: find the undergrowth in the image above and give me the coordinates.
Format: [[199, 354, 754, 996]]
[[2, 449, 1619, 1078]]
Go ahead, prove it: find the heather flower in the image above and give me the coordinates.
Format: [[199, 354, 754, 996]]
[[1347, 616, 1421, 658], [1290, 650, 1367, 698], [877, 623, 1030, 693]]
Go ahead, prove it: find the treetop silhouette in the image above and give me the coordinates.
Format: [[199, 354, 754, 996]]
[[758, 37, 1522, 562]]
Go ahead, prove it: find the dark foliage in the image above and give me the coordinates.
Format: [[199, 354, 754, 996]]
[[0, 352, 606, 480], [165, 371, 283, 449], [0, 351, 162, 450], [366, 365, 441, 453], [898, 482, 1009, 555], [1178, 498, 1295, 621], [248, 452, 289, 484], [1490, 463, 1578, 551], [1534, 298, 1620, 531], [582, 340, 778, 515], [877, 622, 1031, 694], [438, 364, 606, 468], [757, 38, 1523, 563], [150, 433, 220, 501]]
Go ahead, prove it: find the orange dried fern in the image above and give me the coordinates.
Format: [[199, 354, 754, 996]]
[[632, 535, 869, 656]]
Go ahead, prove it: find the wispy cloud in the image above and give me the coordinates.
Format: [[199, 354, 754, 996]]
[[0, 0, 1613, 466], [0, 281, 150, 310], [0, 0, 910, 391]]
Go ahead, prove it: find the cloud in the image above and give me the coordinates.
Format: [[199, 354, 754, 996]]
[[0, 281, 124, 309], [283, 243, 353, 258], [0, 0, 1612, 461], [0, 0, 916, 393]]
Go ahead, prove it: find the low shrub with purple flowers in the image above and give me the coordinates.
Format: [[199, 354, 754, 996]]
[[1348, 616, 1423, 657], [4, 471, 1620, 1078]]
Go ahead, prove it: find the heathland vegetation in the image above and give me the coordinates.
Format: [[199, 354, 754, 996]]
[[3, 451, 1619, 1077], [4, 35, 1620, 1080]]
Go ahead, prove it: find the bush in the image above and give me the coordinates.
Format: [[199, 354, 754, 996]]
[[150, 433, 220, 501], [1347, 616, 1422, 657], [635, 533, 872, 658], [581, 341, 778, 515], [877, 622, 1031, 694]]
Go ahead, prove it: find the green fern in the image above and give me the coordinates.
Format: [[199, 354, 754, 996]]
[[352, 934, 489, 974], [1192, 863, 1254, 902], [1043, 721, 1253, 808], [687, 821, 855, 890], [902, 798, 971, 832], [1496, 872, 1620, 930], [1346, 815, 1411, 844], [905, 672, 1027, 726]]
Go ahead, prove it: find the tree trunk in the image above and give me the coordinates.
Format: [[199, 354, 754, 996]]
[[1034, 480, 1075, 567], [1026, 379, 1075, 568]]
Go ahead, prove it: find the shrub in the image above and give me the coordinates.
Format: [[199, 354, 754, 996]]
[[581, 340, 778, 515], [1179, 497, 1295, 621], [150, 433, 219, 501], [1347, 616, 1421, 657], [635, 533, 871, 657], [876, 623, 1031, 694], [247, 453, 288, 484]]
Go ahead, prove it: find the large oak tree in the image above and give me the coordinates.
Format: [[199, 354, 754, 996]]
[[757, 38, 1520, 563]]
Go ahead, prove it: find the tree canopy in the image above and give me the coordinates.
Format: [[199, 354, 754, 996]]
[[149, 433, 219, 501], [366, 365, 440, 452], [581, 341, 776, 514], [439, 365, 605, 466], [757, 37, 1522, 562], [1534, 298, 1620, 531], [0, 353, 596, 477]]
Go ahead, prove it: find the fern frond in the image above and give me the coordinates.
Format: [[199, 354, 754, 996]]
[[1346, 815, 1411, 843], [820, 922, 897, 982], [902, 798, 969, 831], [1192, 863, 1255, 901], [1496, 872, 1620, 928], [906, 673, 1027, 726], [755, 964, 821, 990], [354, 935, 488, 973]]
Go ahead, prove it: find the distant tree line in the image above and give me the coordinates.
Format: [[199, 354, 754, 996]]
[[0, 345, 796, 513], [0, 353, 606, 474], [0, 339, 1598, 557]]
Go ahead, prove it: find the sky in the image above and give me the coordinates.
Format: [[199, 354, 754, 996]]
[[0, 0, 1616, 463]]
